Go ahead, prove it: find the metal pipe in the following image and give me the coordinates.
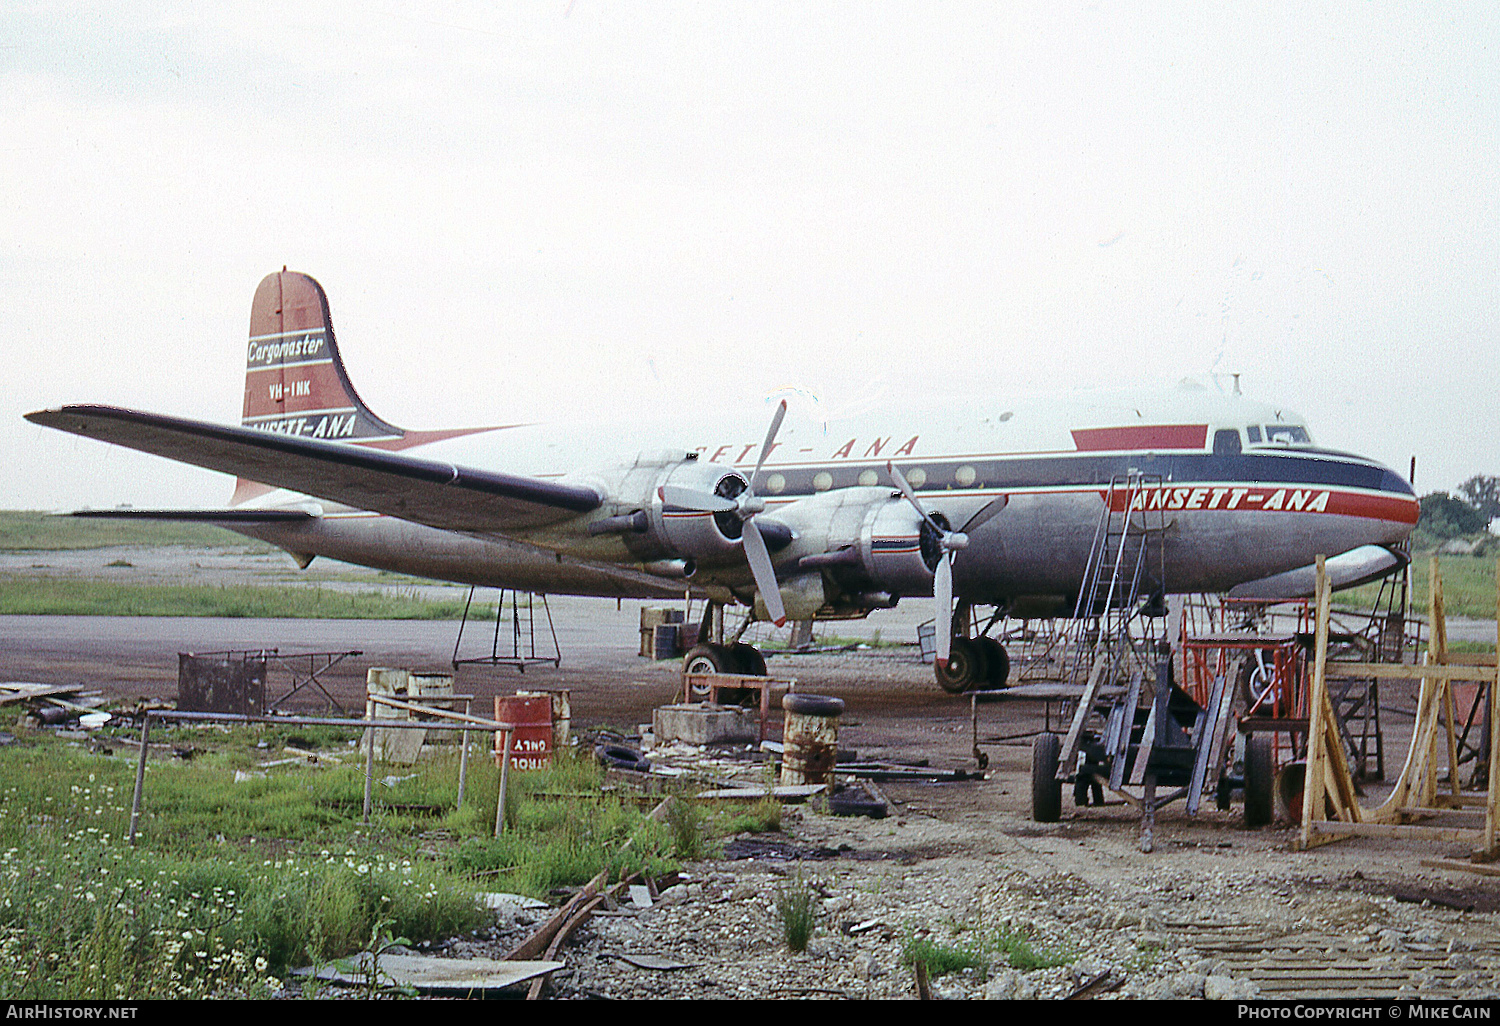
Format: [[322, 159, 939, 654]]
[[363, 695, 375, 823], [128, 714, 151, 846], [457, 698, 471, 809], [495, 728, 513, 837]]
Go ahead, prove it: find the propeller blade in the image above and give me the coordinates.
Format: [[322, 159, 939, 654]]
[[660, 485, 737, 513], [934, 553, 953, 664], [742, 519, 786, 626], [960, 495, 1007, 534], [750, 400, 788, 488], [886, 461, 943, 535]]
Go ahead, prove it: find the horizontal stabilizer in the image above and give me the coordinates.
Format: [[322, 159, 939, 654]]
[[26, 405, 602, 533], [1227, 544, 1408, 601], [69, 508, 317, 522]]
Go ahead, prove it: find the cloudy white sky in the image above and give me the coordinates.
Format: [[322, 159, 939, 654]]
[[4, 2, 1497, 509]]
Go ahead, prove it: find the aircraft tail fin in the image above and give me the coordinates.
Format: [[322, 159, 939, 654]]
[[242, 270, 405, 443]]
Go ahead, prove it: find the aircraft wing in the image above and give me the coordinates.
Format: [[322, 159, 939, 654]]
[[26, 405, 602, 533], [1227, 544, 1408, 601], [69, 508, 318, 522]]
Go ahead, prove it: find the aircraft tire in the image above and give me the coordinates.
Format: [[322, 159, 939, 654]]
[[1032, 733, 1063, 823], [1244, 734, 1275, 828], [683, 644, 736, 697], [934, 638, 987, 694], [976, 637, 1010, 690], [729, 643, 767, 676]]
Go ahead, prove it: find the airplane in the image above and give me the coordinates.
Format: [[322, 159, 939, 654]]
[[26, 270, 1420, 693]]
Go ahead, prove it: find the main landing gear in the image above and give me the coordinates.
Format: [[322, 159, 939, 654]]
[[682, 600, 769, 697], [934, 602, 1011, 694]]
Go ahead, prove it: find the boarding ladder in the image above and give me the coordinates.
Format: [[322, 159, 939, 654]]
[[1063, 472, 1167, 688]]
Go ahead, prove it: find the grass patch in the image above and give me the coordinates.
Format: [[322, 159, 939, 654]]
[[1336, 553, 1500, 622], [719, 796, 782, 835], [991, 923, 1073, 971], [0, 725, 682, 997], [0, 576, 492, 619], [901, 933, 987, 977], [901, 924, 1073, 978], [0, 511, 267, 551]]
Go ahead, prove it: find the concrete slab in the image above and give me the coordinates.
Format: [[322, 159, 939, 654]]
[[652, 702, 756, 744]]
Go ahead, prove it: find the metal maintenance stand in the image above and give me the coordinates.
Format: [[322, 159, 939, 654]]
[[452, 587, 561, 672]]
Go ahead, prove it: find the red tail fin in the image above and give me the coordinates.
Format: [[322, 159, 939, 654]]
[[242, 270, 404, 442]]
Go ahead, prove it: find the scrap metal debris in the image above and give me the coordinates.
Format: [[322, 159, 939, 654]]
[[302, 953, 562, 995]]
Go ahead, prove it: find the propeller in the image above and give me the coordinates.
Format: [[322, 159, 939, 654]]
[[886, 461, 1007, 665], [660, 400, 789, 626]]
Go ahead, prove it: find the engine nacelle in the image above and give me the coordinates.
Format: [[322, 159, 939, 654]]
[[768, 488, 944, 600], [649, 460, 751, 567], [570, 452, 754, 570], [856, 497, 946, 597]]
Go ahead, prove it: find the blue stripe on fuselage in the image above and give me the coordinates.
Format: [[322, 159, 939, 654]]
[[750, 451, 1412, 500]]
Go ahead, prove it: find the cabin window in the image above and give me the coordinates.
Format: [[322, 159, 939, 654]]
[[1212, 429, 1242, 456], [1265, 425, 1311, 445], [1246, 426, 1262, 443]]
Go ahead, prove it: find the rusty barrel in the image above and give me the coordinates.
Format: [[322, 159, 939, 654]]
[[779, 694, 844, 786]]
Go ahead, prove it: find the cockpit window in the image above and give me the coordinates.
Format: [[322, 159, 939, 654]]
[[1212, 429, 1242, 456], [1246, 426, 1262, 443], [1263, 425, 1311, 445]]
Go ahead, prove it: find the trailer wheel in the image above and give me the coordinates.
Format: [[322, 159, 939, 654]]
[[1032, 733, 1063, 823], [1244, 734, 1274, 827]]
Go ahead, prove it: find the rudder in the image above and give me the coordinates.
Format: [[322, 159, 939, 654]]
[[242, 270, 404, 442]]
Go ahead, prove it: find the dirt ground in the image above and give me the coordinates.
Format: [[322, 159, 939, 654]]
[[4, 547, 1500, 999]]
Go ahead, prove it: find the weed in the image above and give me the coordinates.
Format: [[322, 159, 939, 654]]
[[991, 924, 1072, 971], [665, 798, 711, 859], [901, 934, 987, 977], [774, 872, 819, 953], [721, 796, 781, 835], [900, 923, 1073, 979]]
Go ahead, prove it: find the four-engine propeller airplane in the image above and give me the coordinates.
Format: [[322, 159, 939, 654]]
[[26, 271, 1420, 691]]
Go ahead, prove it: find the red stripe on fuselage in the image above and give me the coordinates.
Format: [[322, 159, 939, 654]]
[[1105, 483, 1418, 524], [1071, 425, 1208, 451]]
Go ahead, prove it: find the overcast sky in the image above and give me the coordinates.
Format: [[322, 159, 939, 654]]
[[4, 2, 1497, 510]]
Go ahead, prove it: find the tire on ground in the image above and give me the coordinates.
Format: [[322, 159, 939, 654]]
[[1032, 732, 1063, 823], [1244, 733, 1275, 828], [975, 637, 1010, 690], [729, 643, 767, 676]]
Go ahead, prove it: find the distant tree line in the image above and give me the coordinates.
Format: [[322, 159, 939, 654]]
[[1417, 474, 1500, 544]]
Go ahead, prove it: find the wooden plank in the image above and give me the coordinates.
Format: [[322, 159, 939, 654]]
[[1486, 556, 1500, 857], [1330, 662, 1498, 682], [1300, 559, 1336, 849], [1400, 805, 1484, 817], [1060, 653, 1109, 764], [0, 683, 84, 704], [1421, 857, 1500, 878], [1310, 820, 1481, 842]]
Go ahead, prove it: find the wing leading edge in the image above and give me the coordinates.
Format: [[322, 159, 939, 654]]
[[26, 405, 602, 533]]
